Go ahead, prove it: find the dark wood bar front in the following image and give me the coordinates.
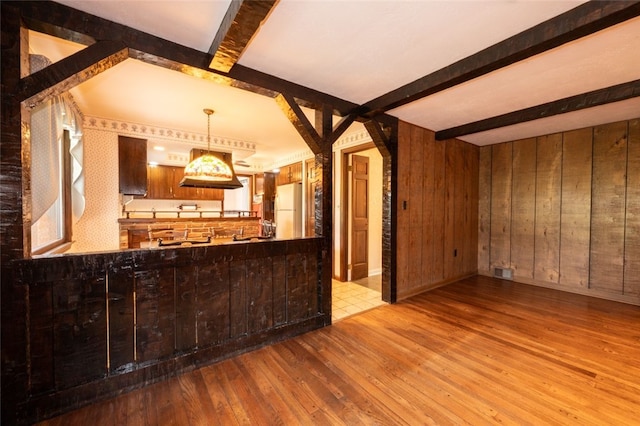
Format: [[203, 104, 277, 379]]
[[14, 237, 328, 424]]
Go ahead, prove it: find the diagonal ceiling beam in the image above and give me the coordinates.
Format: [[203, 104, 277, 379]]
[[435, 79, 640, 140], [208, 0, 278, 73], [364, 120, 395, 157], [276, 94, 359, 154], [19, 40, 129, 107], [276, 93, 324, 154], [361, 1, 640, 117]]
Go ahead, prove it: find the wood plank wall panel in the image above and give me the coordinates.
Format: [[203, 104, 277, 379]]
[[464, 142, 479, 276], [421, 130, 436, 285], [16, 239, 326, 423], [287, 253, 309, 321], [444, 140, 457, 279], [408, 125, 425, 291], [479, 118, 640, 305], [452, 140, 467, 277], [175, 266, 197, 352], [510, 139, 536, 279], [197, 261, 230, 346], [625, 119, 640, 296], [135, 269, 176, 364], [478, 147, 492, 273], [272, 256, 287, 325], [229, 259, 248, 338], [247, 257, 273, 334], [307, 250, 319, 315], [534, 134, 562, 283], [53, 277, 107, 389], [490, 143, 512, 271], [396, 124, 411, 291], [559, 128, 592, 288], [432, 142, 446, 284], [108, 268, 135, 373], [396, 121, 478, 299], [590, 121, 628, 293], [28, 282, 55, 395]]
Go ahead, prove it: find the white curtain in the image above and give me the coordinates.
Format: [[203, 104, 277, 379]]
[[30, 54, 85, 223]]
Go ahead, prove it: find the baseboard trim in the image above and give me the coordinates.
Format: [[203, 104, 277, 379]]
[[477, 271, 640, 306]]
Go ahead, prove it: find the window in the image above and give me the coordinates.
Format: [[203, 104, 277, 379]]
[[31, 130, 72, 254]]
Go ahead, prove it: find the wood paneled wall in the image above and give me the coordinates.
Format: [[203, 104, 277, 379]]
[[396, 121, 479, 299], [478, 118, 640, 305], [14, 238, 326, 424]]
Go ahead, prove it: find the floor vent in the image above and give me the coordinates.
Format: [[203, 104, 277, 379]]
[[494, 267, 513, 280]]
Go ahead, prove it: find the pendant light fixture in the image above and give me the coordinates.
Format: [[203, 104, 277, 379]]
[[180, 108, 242, 189]]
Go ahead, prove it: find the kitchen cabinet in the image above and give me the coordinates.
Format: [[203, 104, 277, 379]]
[[146, 165, 224, 200], [276, 162, 302, 186], [118, 136, 147, 195]]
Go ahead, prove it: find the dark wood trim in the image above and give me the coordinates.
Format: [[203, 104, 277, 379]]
[[275, 93, 324, 154], [14, 1, 367, 118], [19, 40, 128, 106], [1, 4, 29, 424], [315, 104, 333, 139], [435, 79, 640, 140], [360, 1, 640, 116], [208, 0, 278, 72]]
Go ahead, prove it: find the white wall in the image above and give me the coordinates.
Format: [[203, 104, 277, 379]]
[[67, 128, 121, 253]]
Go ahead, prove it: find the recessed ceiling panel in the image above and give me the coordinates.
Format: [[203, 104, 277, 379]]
[[461, 98, 640, 146], [56, 0, 231, 52], [391, 17, 640, 134], [240, 0, 585, 103]]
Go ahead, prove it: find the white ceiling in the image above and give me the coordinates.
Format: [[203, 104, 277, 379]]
[[31, 0, 640, 167]]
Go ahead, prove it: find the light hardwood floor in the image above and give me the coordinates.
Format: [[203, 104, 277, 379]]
[[39, 276, 640, 425]]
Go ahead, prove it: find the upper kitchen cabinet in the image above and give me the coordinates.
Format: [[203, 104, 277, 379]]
[[276, 162, 302, 186], [146, 165, 224, 200], [118, 136, 147, 195]]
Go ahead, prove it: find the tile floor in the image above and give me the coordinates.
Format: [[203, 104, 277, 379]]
[[332, 275, 387, 322]]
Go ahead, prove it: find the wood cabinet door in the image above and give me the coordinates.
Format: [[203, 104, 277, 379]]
[[172, 166, 198, 200], [197, 187, 224, 201], [118, 136, 147, 195], [147, 165, 174, 199]]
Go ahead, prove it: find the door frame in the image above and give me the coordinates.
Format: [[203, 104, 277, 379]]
[[339, 142, 376, 282]]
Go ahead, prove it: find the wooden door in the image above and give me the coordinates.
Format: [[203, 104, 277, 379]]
[[351, 155, 369, 280]]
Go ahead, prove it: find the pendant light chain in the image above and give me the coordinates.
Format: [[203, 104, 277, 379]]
[[204, 108, 214, 154]]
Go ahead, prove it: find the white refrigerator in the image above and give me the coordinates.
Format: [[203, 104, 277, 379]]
[[275, 182, 302, 239]]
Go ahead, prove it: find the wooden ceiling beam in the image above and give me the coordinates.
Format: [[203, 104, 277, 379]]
[[361, 1, 640, 117], [19, 40, 128, 107], [435, 79, 640, 141], [208, 0, 278, 73]]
